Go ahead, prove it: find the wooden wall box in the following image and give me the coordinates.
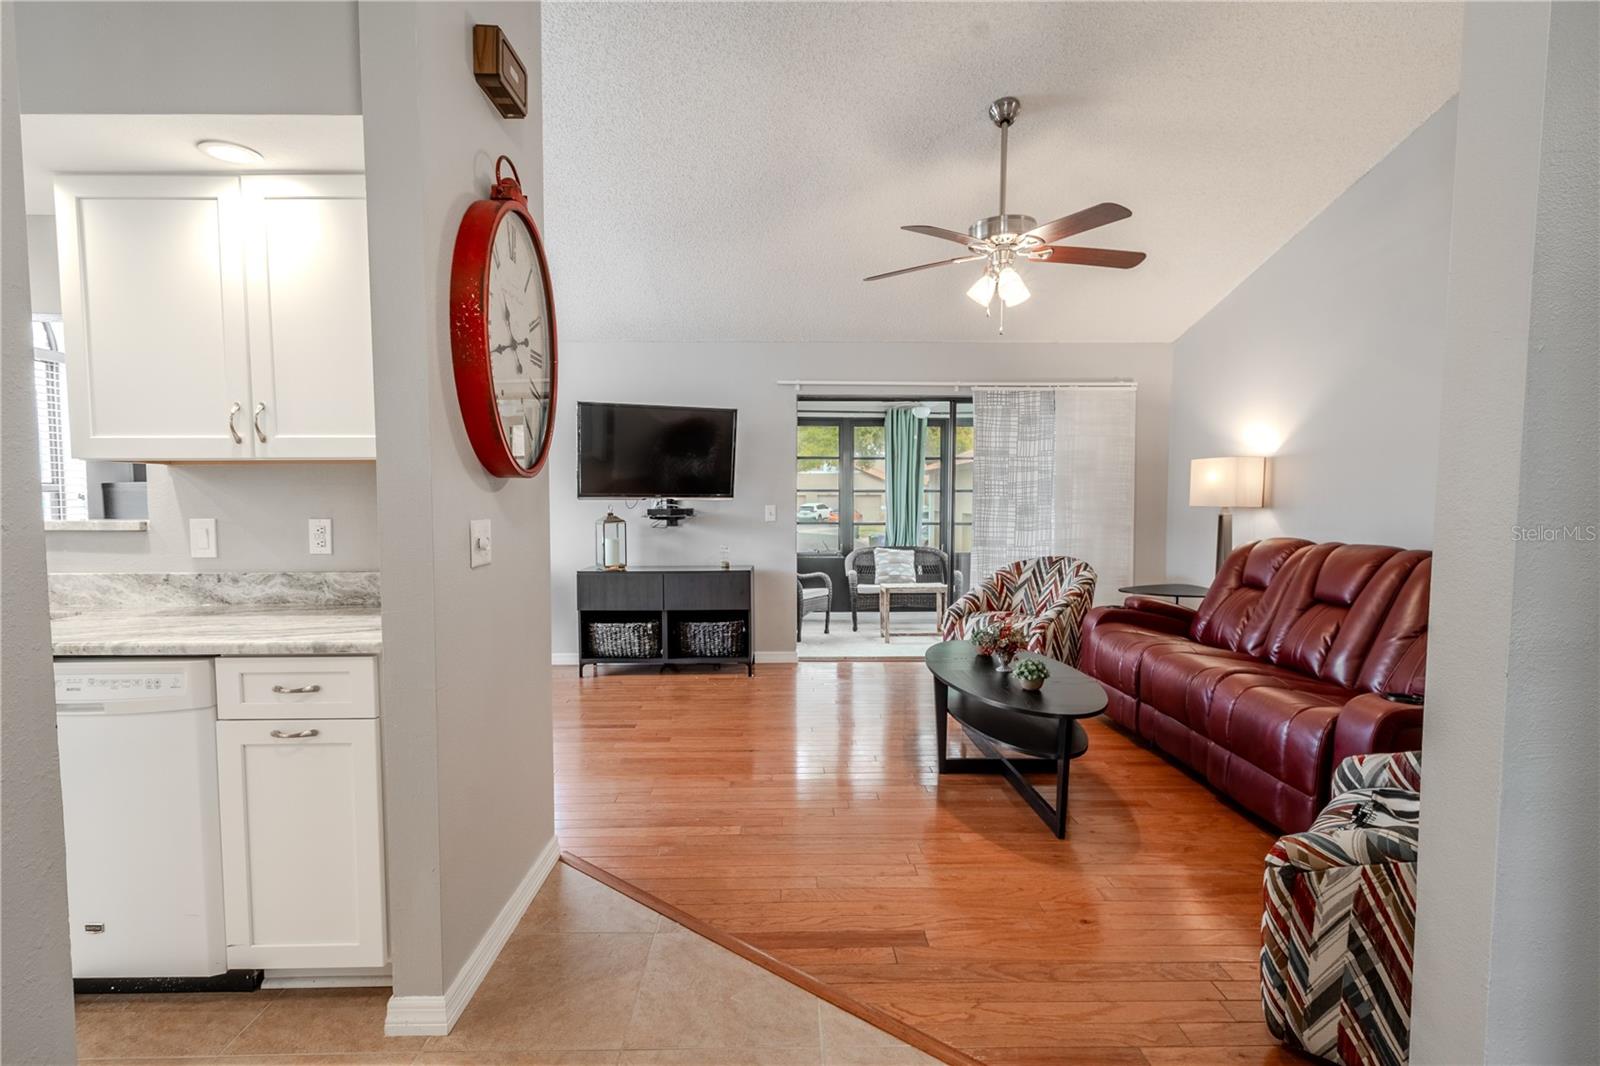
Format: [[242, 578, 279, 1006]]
[[473, 24, 528, 119]]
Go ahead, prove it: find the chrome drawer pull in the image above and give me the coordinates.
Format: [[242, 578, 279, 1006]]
[[269, 728, 320, 739], [228, 402, 243, 444], [271, 684, 322, 694], [253, 402, 268, 443]]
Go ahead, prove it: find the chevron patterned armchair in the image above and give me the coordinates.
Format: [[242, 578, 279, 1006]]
[[1262, 751, 1421, 1066], [939, 556, 1097, 666]]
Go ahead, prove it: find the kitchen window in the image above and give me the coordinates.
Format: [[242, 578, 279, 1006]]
[[34, 317, 87, 522]]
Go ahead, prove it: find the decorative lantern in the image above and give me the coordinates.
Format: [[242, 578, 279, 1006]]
[[596, 510, 627, 571]]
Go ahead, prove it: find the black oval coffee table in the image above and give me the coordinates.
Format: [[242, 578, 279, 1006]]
[[925, 640, 1108, 838]]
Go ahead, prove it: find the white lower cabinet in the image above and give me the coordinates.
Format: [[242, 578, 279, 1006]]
[[216, 713, 386, 969]]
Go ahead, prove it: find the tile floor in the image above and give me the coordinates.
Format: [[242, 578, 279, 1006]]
[[75, 862, 939, 1066]]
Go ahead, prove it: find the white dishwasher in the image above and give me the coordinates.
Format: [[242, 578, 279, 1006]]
[[55, 658, 227, 979]]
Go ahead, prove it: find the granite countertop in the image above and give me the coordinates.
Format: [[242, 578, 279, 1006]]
[[48, 571, 382, 658], [51, 606, 383, 657]]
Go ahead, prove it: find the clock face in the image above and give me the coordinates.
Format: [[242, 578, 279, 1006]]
[[486, 212, 551, 470]]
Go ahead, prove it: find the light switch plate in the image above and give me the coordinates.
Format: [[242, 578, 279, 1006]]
[[469, 519, 492, 568], [764, 504, 776, 522], [189, 518, 218, 559], [308, 518, 333, 555]]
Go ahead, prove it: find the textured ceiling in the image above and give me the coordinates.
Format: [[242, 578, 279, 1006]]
[[543, 2, 1460, 344]]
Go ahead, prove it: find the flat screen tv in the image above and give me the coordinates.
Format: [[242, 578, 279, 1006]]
[[577, 401, 737, 499]]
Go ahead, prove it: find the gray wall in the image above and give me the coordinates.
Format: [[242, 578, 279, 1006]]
[[15, 1, 360, 115], [548, 341, 1172, 657], [1412, 3, 1599, 1062], [360, 0, 553, 996], [0, 3, 78, 1058], [46, 464, 380, 574], [1164, 101, 1458, 582]]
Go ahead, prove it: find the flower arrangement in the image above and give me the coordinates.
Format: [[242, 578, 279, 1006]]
[[1011, 658, 1050, 691], [972, 620, 1024, 670]]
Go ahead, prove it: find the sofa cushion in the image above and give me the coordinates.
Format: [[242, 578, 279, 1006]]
[[1357, 556, 1431, 697], [1191, 538, 1310, 652], [1200, 676, 1348, 798], [1137, 645, 1263, 732], [1078, 621, 1198, 702]]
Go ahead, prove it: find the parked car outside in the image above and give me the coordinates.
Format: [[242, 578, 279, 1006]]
[[796, 503, 831, 521]]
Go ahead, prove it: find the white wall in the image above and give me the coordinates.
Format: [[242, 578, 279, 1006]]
[[25, 213, 53, 313], [359, 0, 553, 1006], [14, 1, 360, 115], [0, 3, 78, 1059], [548, 341, 1172, 657], [45, 464, 380, 574], [1164, 101, 1458, 582], [1412, 4, 1599, 1062]]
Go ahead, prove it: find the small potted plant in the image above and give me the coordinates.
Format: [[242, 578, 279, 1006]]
[[1012, 657, 1050, 692], [971, 620, 1024, 671]]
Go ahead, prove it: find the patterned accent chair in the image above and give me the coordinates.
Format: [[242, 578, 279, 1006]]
[[1261, 751, 1421, 1066], [940, 556, 1097, 665], [843, 546, 960, 632]]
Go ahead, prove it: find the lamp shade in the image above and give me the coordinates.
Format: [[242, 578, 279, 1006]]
[[1189, 456, 1265, 509]]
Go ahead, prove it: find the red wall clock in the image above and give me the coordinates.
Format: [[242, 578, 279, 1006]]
[[450, 155, 558, 478]]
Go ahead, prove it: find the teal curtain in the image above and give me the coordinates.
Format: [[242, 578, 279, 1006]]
[[885, 407, 926, 546]]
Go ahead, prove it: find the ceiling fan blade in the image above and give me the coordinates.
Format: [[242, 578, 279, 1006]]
[[902, 224, 978, 246], [864, 255, 984, 282], [1024, 203, 1132, 244], [1031, 246, 1147, 269]]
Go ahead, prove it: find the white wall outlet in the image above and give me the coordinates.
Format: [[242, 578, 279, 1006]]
[[189, 518, 218, 559], [469, 519, 492, 568], [764, 504, 776, 522], [308, 518, 333, 555]]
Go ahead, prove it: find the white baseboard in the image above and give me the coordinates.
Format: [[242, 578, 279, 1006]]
[[384, 835, 561, 1037], [553, 651, 797, 666]]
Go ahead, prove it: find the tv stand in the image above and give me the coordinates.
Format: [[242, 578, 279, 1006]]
[[577, 565, 753, 676], [646, 498, 695, 526]]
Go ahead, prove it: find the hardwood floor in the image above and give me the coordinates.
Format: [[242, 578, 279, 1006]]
[[554, 661, 1313, 1066]]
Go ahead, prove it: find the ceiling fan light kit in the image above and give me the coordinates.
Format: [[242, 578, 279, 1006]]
[[866, 96, 1146, 334]]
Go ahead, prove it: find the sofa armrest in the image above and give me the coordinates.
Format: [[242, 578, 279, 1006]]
[[1122, 596, 1199, 624], [1082, 604, 1193, 639], [1332, 692, 1424, 767]]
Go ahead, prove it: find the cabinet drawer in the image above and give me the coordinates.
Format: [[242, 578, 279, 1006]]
[[577, 571, 663, 610], [665, 571, 750, 610], [217, 657, 377, 720]]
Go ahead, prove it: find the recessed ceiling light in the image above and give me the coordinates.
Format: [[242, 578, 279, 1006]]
[[196, 140, 264, 165]]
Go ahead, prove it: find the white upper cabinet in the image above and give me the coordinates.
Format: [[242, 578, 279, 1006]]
[[56, 176, 252, 460], [242, 176, 375, 459], [54, 174, 375, 462]]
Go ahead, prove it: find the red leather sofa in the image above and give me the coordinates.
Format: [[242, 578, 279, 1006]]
[[1077, 539, 1429, 831]]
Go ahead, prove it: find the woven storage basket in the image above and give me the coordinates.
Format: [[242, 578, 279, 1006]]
[[586, 620, 660, 659], [676, 619, 746, 658]]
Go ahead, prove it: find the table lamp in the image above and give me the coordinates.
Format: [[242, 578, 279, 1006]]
[[1190, 456, 1266, 573]]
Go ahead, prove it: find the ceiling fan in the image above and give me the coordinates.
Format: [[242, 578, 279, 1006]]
[[865, 96, 1146, 334]]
